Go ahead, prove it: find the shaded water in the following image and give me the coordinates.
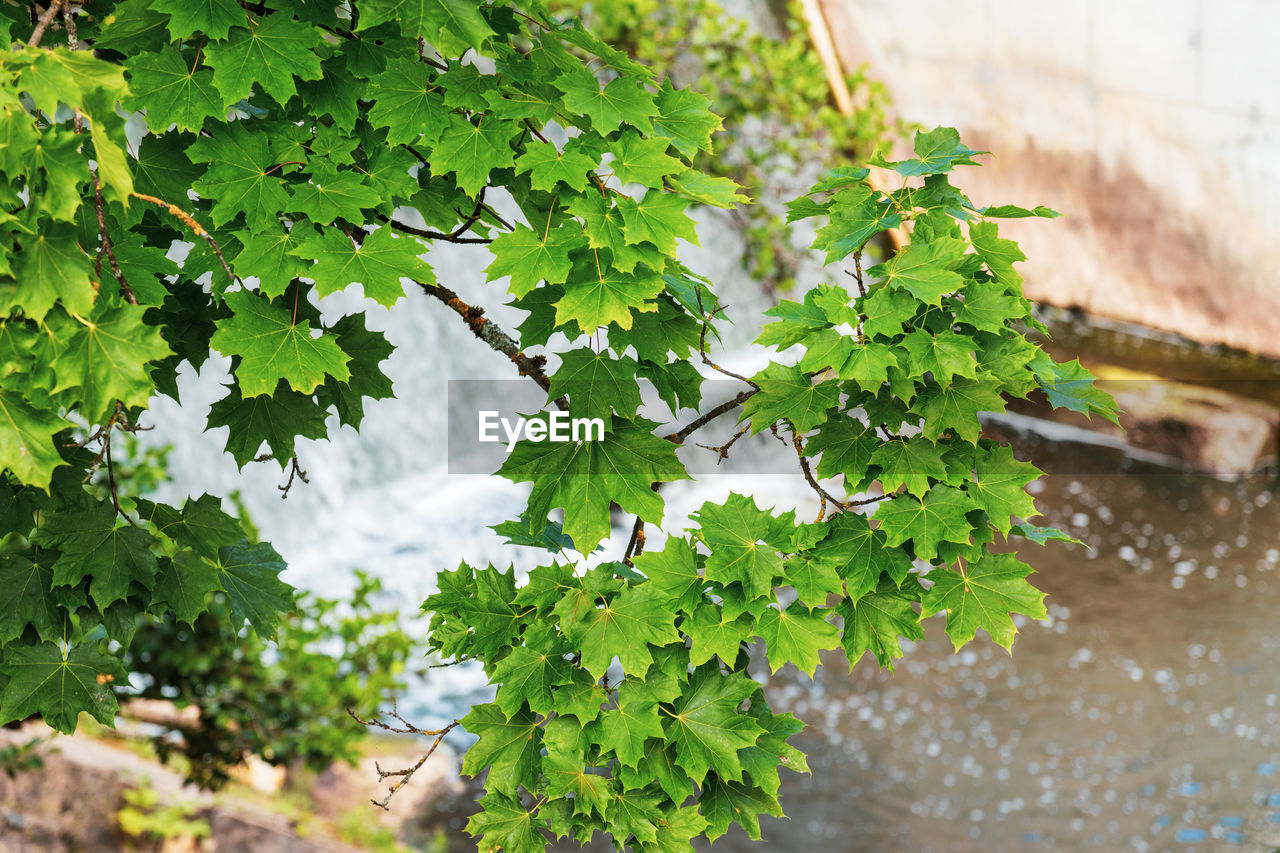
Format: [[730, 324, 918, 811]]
[[718, 441, 1280, 851]]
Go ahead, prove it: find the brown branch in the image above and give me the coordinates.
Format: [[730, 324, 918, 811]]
[[278, 456, 308, 498], [696, 424, 750, 463], [416, 280, 562, 404], [27, 0, 62, 47], [130, 192, 239, 287], [385, 215, 492, 245], [348, 706, 459, 810], [92, 174, 135, 304], [59, 0, 76, 47], [666, 389, 757, 446]]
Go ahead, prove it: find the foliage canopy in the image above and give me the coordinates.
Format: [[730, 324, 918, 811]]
[[0, 1, 1116, 850]]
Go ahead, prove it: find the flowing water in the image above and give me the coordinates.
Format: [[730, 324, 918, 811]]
[[144, 204, 1280, 849]]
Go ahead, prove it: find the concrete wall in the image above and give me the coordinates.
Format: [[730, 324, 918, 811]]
[[819, 0, 1280, 357]]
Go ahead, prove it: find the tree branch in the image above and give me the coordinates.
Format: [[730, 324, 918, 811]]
[[27, 0, 62, 47], [415, 280, 562, 404]]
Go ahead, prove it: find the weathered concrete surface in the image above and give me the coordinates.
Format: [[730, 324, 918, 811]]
[[819, 0, 1280, 358]]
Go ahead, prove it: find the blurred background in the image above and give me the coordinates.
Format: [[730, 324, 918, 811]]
[[10, 2, 1280, 851]]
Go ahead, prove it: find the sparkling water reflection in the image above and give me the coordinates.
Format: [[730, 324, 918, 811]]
[[712, 448, 1280, 851]]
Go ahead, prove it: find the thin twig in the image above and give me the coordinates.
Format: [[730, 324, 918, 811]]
[[347, 705, 459, 809], [130, 192, 239, 286], [416, 280, 562, 404], [385, 216, 492, 245], [666, 390, 757, 446], [92, 174, 135, 303], [696, 424, 749, 463], [27, 0, 62, 47], [278, 456, 308, 498]]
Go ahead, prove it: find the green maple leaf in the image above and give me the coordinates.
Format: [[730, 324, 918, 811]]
[[294, 227, 433, 308], [565, 585, 679, 678], [754, 601, 839, 676], [148, 0, 241, 40], [958, 279, 1025, 332], [650, 80, 720, 158], [367, 57, 449, 146], [780, 551, 844, 606], [606, 788, 663, 845], [485, 224, 578, 299], [135, 493, 245, 561], [833, 338, 900, 391], [356, 0, 494, 49], [813, 184, 902, 263], [617, 193, 698, 254], [39, 493, 157, 609], [966, 444, 1041, 534], [151, 550, 224, 625], [189, 124, 292, 232], [619, 744, 692, 805], [885, 126, 986, 177], [216, 540, 294, 639], [737, 706, 808, 797], [804, 511, 912, 599], [871, 435, 949, 498], [0, 641, 127, 732], [692, 493, 789, 599], [491, 644, 571, 718], [739, 362, 839, 435], [921, 552, 1047, 650], [0, 551, 64, 643], [861, 286, 921, 340], [459, 565, 529, 658], [662, 668, 762, 785], [555, 255, 663, 331], [319, 314, 395, 428], [969, 221, 1027, 287], [596, 694, 666, 768], [9, 224, 95, 323], [1010, 523, 1081, 546], [632, 537, 703, 611], [666, 171, 748, 209], [837, 574, 924, 670], [206, 380, 330, 467], [459, 703, 542, 795], [97, 0, 175, 52], [0, 390, 70, 489], [802, 416, 877, 485], [125, 48, 223, 133], [567, 193, 665, 273], [555, 68, 656, 134], [204, 16, 324, 106], [210, 290, 350, 397], [233, 227, 307, 299], [288, 169, 381, 226], [869, 237, 967, 305], [910, 376, 1007, 443], [875, 485, 974, 561], [681, 602, 753, 667], [548, 348, 641, 420], [981, 203, 1061, 219], [608, 130, 682, 185], [514, 140, 599, 192], [898, 330, 976, 387], [429, 114, 518, 197], [498, 415, 688, 553], [50, 301, 171, 422], [466, 792, 547, 853], [698, 774, 783, 842], [1030, 355, 1120, 423]]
